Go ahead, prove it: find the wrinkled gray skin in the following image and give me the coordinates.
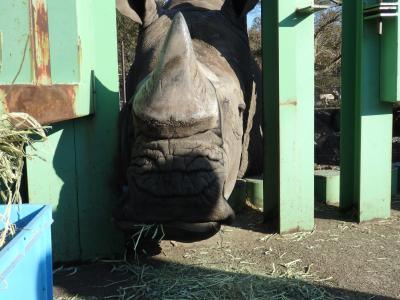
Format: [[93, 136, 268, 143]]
[[115, 0, 262, 240]]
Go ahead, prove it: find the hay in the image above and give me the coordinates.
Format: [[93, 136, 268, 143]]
[[104, 259, 336, 300], [100, 226, 336, 300], [130, 224, 165, 252], [0, 112, 47, 247], [125, 224, 165, 261]]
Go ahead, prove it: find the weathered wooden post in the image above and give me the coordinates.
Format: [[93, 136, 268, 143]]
[[340, 0, 399, 221], [262, 1, 324, 232]]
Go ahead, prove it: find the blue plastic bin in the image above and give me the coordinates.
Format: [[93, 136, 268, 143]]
[[0, 205, 53, 300]]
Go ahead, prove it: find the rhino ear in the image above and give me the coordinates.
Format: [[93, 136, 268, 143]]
[[116, 0, 159, 26], [223, 0, 259, 19]]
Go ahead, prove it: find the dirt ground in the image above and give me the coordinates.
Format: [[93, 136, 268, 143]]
[[53, 198, 400, 300]]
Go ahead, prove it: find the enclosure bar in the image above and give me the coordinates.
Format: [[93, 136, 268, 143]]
[[26, 0, 123, 261], [340, 0, 393, 221], [263, 0, 314, 233]]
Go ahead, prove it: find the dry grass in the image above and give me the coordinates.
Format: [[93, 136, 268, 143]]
[[100, 259, 336, 300], [93, 216, 336, 299], [99, 230, 335, 300], [0, 112, 47, 247]]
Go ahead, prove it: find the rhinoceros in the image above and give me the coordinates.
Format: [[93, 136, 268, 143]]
[[114, 0, 263, 241]]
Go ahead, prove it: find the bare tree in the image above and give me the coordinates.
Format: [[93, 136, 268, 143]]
[[248, 16, 261, 65], [314, 1, 342, 76], [314, 1, 342, 98]]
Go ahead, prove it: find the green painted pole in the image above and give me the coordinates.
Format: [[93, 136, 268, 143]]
[[75, 0, 123, 261], [26, 0, 123, 261], [263, 0, 315, 233], [340, 0, 396, 221]]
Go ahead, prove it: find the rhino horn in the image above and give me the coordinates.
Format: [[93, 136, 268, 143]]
[[133, 12, 219, 137], [156, 12, 197, 77]]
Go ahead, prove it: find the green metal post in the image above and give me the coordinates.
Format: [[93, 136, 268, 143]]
[[24, 0, 123, 261], [340, 0, 397, 221], [315, 170, 340, 206], [74, 0, 123, 260], [263, 0, 315, 233]]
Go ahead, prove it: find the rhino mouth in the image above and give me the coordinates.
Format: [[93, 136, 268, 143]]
[[114, 131, 235, 239], [130, 141, 224, 199]]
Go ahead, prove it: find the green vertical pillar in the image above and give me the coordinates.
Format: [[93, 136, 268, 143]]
[[340, 0, 396, 221], [74, 0, 123, 261], [263, 0, 315, 233], [26, 0, 123, 261]]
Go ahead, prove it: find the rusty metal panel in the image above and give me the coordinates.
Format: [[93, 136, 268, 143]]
[[30, 0, 52, 85], [0, 0, 93, 124], [0, 84, 77, 124]]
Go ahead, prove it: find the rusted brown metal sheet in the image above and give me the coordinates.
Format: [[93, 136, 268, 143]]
[[0, 85, 78, 124], [30, 0, 52, 85]]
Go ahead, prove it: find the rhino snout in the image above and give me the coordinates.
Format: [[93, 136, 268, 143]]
[[114, 132, 235, 230]]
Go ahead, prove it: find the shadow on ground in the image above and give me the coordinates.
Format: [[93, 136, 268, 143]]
[[231, 202, 354, 234], [231, 198, 399, 235], [53, 258, 396, 300]]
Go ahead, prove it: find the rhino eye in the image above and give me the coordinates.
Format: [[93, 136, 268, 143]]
[[238, 103, 246, 117]]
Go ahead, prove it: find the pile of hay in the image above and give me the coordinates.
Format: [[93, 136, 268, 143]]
[[0, 112, 46, 247]]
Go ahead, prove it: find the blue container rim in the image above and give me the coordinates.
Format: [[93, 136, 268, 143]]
[[0, 204, 53, 281]]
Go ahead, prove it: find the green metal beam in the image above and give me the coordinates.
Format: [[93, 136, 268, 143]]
[[315, 170, 340, 206], [340, 0, 394, 221], [74, 0, 123, 260], [263, 0, 315, 233], [296, 4, 329, 16], [26, 0, 123, 261]]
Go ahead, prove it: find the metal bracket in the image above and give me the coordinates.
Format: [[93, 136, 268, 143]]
[[296, 4, 329, 16], [364, 2, 398, 20]]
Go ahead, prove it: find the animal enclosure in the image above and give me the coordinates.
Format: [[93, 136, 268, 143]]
[[0, 0, 399, 263]]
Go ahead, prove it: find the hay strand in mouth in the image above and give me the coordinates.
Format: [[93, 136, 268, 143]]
[[129, 224, 165, 253], [0, 112, 47, 248]]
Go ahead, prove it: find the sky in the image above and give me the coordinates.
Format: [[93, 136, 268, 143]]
[[247, 4, 261, 28]]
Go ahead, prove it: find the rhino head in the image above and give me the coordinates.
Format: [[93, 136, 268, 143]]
[[115, 0, 262, 241]]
